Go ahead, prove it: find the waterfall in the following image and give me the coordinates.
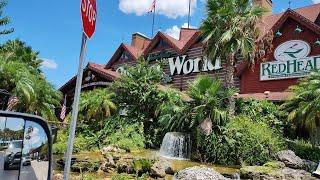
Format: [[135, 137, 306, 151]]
[[159, 132, 191, 160]]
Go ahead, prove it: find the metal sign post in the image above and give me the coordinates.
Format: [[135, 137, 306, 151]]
[[63, 33, 87, 180], [63, 0, 97, 179]]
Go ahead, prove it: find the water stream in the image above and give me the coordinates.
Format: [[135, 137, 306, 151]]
[[159, 132, 191, 160]]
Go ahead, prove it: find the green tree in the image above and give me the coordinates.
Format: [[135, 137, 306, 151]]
[[200, 0, 267, 115], [112, 58, 164, 147], [0, 39, 42, 73], [158, 75, 231, 132], [0, 46, 61, 121], [77, 88, 116, 131], [0, 0, 13, 35], [281, 71, 320, 140]]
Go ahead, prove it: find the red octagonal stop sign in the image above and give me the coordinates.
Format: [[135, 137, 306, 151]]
[[81, 0, 97, 39]]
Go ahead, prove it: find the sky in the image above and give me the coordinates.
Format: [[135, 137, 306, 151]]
[[0, 0, 319, 89]]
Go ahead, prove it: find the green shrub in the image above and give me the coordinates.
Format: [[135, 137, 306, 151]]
[[287, 139, 320, 162], [104, 123, 145, 152], [53, 130, 89, 154], [132, 159, 154, 176], [196, 116, 284, 165], [236, 99, 285, 133], [71, 159, 101, 172]]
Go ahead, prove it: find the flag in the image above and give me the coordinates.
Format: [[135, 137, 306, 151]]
[[6, 96, 19, 111], [148, 0, 156, 13], [60, 95, 67, 120]]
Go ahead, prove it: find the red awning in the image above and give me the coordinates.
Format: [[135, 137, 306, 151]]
[[236, 91, 294, 101]]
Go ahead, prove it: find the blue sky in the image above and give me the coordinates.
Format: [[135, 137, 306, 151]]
[[0, 0, 318, 88]]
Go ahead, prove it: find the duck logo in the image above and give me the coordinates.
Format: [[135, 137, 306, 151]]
[[274, 40, 311, 61]]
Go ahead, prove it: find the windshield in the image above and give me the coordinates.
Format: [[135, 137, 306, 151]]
[[10, 141, 22, 149]]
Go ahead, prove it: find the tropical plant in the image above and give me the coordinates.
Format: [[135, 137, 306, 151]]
[[0, 0, 13, 35], [281, 71, 320, 138], [200, 0, 269, 115], [158, 75, 231, 133], [78, 88, 116, 130], [112, 58, 164, 147], [188, 75, 232, 130], [0, 39, 42, 72], [236, 99, 285, 133], [195, 116, 284, 165], [158, 88, 191, 132], [0, 52, 61, 121]]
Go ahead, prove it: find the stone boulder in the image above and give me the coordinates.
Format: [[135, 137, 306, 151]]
[[100, 156, 116, 172], [240, 164, 317, 180], [276, 150, 304, 169], [150, 159, 174, 178], [116, 155, 134, 174], [276, 150, 317, 172], [52, 173, 63, 180], [173, 166, 229, 180], [100, 145, 126, 155]]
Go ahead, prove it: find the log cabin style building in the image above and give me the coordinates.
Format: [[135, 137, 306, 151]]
[[59, 1, 320, 116]]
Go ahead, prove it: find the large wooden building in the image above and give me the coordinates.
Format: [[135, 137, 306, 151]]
[[60, 1, 320, 116]]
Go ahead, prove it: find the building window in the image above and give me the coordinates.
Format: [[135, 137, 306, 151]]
[[121, 51, 132, 61]]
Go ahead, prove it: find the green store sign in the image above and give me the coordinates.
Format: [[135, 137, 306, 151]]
[[260, 56, 320, 81]]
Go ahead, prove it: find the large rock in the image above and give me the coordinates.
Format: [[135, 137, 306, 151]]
[[116, 155, 134, 174], [276, 150, 317, 172], [240, 164, 317, 180], [198, 118, 212, 135], [100, 156, 116, 172], [150, 159, 174, 178], [277, 150, 304, 169], [100, 145, 126, 155], [173, 166, 229, 180], [52, 173, 63, 180]]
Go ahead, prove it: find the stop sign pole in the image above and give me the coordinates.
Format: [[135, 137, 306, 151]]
[[63, 0, 96, 179]]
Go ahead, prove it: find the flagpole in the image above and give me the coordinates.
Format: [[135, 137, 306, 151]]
[[188, 0, 191, 28], [151, 3, 156, 37]]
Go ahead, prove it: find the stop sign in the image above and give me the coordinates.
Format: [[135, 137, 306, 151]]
[[81, 0, 97, 39]]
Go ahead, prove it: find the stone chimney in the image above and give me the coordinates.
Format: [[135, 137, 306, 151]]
[[131, 32, 151, 50], [252, 0, 273, 17]]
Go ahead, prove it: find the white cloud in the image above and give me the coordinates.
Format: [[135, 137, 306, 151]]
[[313, 0, 320, 4], [165, 23, 197, 39], [119, 0, 197, 19], [41, 58, 58, 70]]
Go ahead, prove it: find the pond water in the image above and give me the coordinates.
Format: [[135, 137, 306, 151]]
[[54, 149, 240, 179]]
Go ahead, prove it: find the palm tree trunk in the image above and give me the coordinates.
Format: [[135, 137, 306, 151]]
[[226, 53, 235, 116]]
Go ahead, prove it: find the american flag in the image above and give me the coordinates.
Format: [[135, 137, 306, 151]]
[[6, 96, 19, 111], [60, 95, 67, 120], [148, 0, 157, 13]]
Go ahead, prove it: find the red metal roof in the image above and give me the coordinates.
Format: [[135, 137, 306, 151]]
[[258, 4, 320, 38]]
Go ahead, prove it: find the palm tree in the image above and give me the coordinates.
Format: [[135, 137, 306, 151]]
[[26, 77, 62, 121], [158, 75, 231, 132], [0, 39, 42, 72], [281, 71, 320, 141], [188, 75, 232, 132], [0, 0, 13, 35], [79, 88, 116, 129], [200, 0, 266, 115], [0, 55, 61, 121]]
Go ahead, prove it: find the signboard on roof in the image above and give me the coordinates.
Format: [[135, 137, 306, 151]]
[[260, 40, 320, 81]]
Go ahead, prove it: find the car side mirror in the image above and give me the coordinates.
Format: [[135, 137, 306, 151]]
[[0, 111, 52, 180]]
